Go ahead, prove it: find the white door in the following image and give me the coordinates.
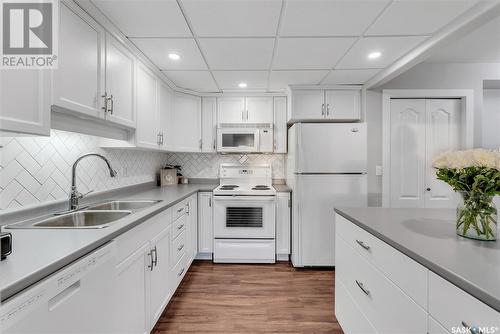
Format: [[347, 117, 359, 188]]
[[135, 64, 159, 149], [324, 90, 360, 120], [158, 82, 173, 150], [290, 90, 324, 121], [0, 70, 51, 136], [273, 96, 287, 153], [390, 99, 461, 208], [149, 226, 172, 328], [173, 93, 201, 152], [197, 192, 213, 254], [245, 97, 273, 123], [53, 2, 105, 118], [104, 34, 135, 128], [201, 97, 217, 152], [217, 97, 245, 124]]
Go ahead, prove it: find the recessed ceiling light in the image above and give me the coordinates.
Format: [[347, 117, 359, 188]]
[[168, 53, 180, 60], [238, 82, 247, 88], [368, 51, 381, 60]]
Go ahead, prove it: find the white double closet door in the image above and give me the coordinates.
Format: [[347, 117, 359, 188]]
[[390, 99, 462, 208]]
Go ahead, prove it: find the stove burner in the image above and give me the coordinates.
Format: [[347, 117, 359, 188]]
[[220, 185, 239, 190], [252, 185, 271, 190]]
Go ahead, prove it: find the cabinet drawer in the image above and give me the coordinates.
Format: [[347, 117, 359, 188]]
[[172, 199, 188, 221], [428, 271, 500, 333], [172, 214, 187, 239], [171, 254, 188, 289], [336, 236, 427, 334], [335, 278, 377, 334], [336, 214, 427, 309], [171, 230, 186, 267]]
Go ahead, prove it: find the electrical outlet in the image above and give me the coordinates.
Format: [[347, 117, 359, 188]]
[[375, 166, 383, 176]]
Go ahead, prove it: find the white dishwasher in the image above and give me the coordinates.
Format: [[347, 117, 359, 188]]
[[1, 241, 116, 333]]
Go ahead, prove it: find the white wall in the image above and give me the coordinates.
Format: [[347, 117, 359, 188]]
[[366, 62, 500, 206], [483, 88, 500, 149]]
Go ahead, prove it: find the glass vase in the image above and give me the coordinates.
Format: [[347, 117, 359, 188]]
[[456, 191, 497, 241]]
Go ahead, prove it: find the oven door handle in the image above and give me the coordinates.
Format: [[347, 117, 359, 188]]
[[213, 196, 276, 202]]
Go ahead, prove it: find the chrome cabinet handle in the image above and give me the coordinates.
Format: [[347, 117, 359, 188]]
[[177, 224, 184, 230], [209, 197, 212, 207], [213, 139, 216, 150], [185, 203, 190, 214], [152, 246, 158, 267], [321, 103, 325, 116], [101, 92, 108, 111], [147, 250, 154, 271], [178, 267, 185, 277], [326, 103, 330, 116], [107, 95, 114, 114], [355, 280, 370, 296], [241, 110, 244, 121], [356, 240, 370, 251], [246, 110, 249, 121], [177, 244, 184, 251], [199, 139, 202, 150], [177, 207, 184, 213]]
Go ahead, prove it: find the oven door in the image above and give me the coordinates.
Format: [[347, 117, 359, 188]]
[[213, 196, 275, 238], [217, 128, 260, 153]]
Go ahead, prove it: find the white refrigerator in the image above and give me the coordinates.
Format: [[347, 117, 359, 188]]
[[286, 123, 367, 267]]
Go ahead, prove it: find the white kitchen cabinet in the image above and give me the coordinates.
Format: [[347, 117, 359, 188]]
[[53, 1, 106, 119], [201, 97, 217, 152], [273, 97, 287, 153], [197, 192, 213, 258], [217, 97, 246, 123], [0, 70, 51, 136], [246, 97, 273, 123], [173, 92, 202, 152], [289, 89, 360, 122], [149, 225, 172, 327], [104, 33, 135, 128], [217, 96, 274, 124], [135, 64, 160, 150], [276, 192, 291, 261], [187, 194, 198, 264], [158, 81, 173, 150]]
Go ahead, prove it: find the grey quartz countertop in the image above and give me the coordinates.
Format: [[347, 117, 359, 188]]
[[0, 183, 216, 303], [335, 207, 500, 312], [273, 184, 292, 192]]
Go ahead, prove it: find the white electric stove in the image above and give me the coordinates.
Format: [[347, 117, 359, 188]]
[[213, 164, 276, 263]]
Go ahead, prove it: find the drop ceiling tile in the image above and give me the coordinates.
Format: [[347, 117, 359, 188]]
[[280, 0, 389, 36], [199, 38, 274, 70], [273, 37, 356, 70], [130, 38, 207, 70], [366, 0, 479, 36], [180, 0, 281, 37], [212, 71, 268, 90], [163, 71, 219, 92], [269, 70, 328, 90], [336, 36, 427, 69], [321, 69, 380, 85], [93, 0, 191, 37]]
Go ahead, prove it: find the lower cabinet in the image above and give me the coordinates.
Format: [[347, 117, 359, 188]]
[[276, 192, 291, 260], [197, 192, 213, 259]]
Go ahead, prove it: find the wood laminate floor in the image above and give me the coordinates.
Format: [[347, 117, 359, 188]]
[[152, 261, 344, 334]]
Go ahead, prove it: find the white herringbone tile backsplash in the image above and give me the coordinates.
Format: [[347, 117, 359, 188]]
[[0, 130, 167, 211], [164, 153, 285, 179]]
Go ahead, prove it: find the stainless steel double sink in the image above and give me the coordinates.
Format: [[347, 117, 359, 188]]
[[4, 200, 162, 229]]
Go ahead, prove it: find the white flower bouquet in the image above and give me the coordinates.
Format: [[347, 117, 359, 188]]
[[433, 149, 500, 241]]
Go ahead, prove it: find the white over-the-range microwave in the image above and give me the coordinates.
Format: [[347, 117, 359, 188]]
[[217, 125, 273, 153]]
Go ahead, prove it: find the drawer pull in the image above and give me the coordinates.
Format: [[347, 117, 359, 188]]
[[177, 224, 184, 230], [461, 321, 482, 334], [177, 207, 184, 213], [355, 280, 370, 296], [356, 239, 370, 251], [178, 267, 185, 277], [177, 244, 184, 252]]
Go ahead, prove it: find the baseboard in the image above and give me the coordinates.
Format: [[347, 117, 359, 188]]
[[277, 254, 290, 261], [195, 253, 213, 260]]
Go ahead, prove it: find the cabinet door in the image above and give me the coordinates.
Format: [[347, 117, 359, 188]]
[[197, 192, 213, 254], [290, 90, 324, 121], [105, 34, 135, 128], [187, 195, 198, 263], [135, 64, 159, 149], [173, 93, 201, 152], [113, 242, 150, 334], [273, 97, 287, 153], [158, 82, 173, 150], [276, 192, 291, 257], [246, 97, 273, 124], [149, 226, 172, 329], [0, 70, 51, 136], [53, 2, 105, 118], [201, 97, 217, 152], [217, 97, 245, 124], [324, 90, 360, 120]]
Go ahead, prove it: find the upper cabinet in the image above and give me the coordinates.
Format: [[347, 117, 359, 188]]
[[173, 93, 202, 152], [158, 81, 174, 151], [201, 97, 217, 153], [217, 97, 273, 124], [135, 64, 160, 149], [273, 97, 287, 153], [289, 89, 360, 122]]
